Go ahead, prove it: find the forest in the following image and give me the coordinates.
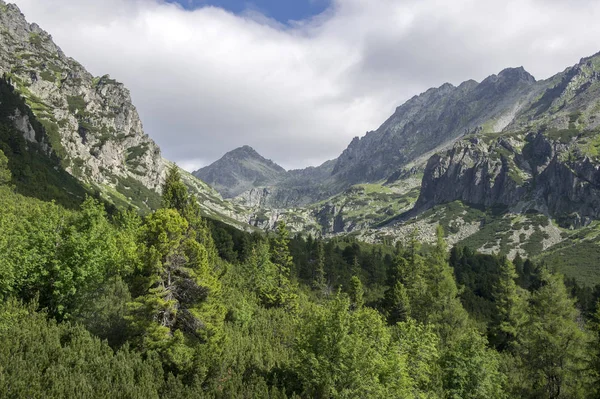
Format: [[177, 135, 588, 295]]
[[0, 157, 600, 398]]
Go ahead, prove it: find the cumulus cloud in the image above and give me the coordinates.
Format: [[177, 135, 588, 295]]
[[10, 0, 600, 170]]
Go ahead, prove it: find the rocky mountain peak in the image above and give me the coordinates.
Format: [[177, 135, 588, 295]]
[[0, 1, 168, 196], [193, 146, 286, 198], [497, 66, 536, 83]]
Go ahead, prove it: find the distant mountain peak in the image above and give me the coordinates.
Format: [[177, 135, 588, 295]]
[[193, 146, 286, 198], [497, 66, 536, 83]]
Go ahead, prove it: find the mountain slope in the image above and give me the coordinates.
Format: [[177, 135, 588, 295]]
[[0, 1, 252, 228], [330, 67, 539, 186], [205, 66, 543, 208], [193, 145, 286, 198], [416, 53, 600, 226], [0, 75, 88, 208]]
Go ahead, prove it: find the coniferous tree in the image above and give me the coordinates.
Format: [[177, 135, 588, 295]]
[[0, 149, 10, 185], [490, 257, 528, 352], [517, 269, 592, 399], [271, 222, 294, 288], [382, 251, 411, 324], [348, 276, 364, 310], [385, 280, 411, 325], [423, 226, 469, 344], [161, 165, 188, 213], [312, 240, 327, 293]]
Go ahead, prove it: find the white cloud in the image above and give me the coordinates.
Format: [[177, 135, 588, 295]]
[[10, 0, 600, 170]]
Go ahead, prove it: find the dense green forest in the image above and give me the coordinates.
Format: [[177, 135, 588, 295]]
[[1, 155, 599, 399]]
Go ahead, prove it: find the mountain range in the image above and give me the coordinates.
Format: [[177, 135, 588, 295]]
[[1, 0, 600, 285]]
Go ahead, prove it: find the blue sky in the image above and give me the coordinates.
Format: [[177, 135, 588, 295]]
[[168, 0, 330, 24]]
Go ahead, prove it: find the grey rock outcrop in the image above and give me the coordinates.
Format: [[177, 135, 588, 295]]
[[0, 2, 164, 190], [416, 53, 600, 226], [0, 1, 252, 226]]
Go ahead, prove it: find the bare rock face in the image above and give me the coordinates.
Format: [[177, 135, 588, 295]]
[[0, 1, 254, 226], [415, 52, 600, 227], [417, 131, 600, 227], [330, 67, 539, 186], [0, 1, 164, 190], [417, 137, 526, 209]]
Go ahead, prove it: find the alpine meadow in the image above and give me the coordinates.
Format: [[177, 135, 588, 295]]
[[1, 1, 600, 398]]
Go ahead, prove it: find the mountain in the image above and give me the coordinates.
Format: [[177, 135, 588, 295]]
[[330, 67, 538, 185], [204, 65, 542, 208], [195, 50, 600, 285], [2, 0, 600, 284], [416, 52, 600, 225], [0, 1, 251, 228], [193, 145, 286, 198]]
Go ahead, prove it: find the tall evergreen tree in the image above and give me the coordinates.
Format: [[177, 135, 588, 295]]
[[348, 276, 364, 310], [385, 281, 411, 325], [517, 269, 591, 399], [0, 149, 10, 185], [423, 226, 469, 344], [312, 240, 327, 293], [161, 165, 188, 213], [490, 257, 528, 352], [271, 222, 294, 291]]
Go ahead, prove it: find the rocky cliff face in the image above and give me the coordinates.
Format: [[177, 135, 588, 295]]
[[0, 2, 163, 191], [203, 65, 543, 208], [329, 67, 539, 186], [417, 51, 600, 228], [0, 1, 251, 226]]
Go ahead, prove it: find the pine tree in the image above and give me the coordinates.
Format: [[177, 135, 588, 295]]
[[490, 257, 528, 352], [161, 165, 188, 213], [0, 149, 10, 185], [271, 222, 293, 291], [312, 239, 327, 293], [517, 269, 592, 398], [348, 276, 364, 310]]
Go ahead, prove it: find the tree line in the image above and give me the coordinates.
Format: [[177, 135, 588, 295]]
[[0, 158, 599, 398]]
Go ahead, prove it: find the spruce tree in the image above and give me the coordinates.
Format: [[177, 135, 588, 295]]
[[161, 165, 188, 213], [490, 257, 528, 352], [423, 225, 469, 344], [385, 281, 411, 325], [348, 276, 364, 310], [312, 239, 327, 293], [517, 269, 592, 398], [0, 149, 10, 185], [271, 222, 293, 290]]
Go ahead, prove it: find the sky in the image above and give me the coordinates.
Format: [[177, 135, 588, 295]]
[[10, 0, 600, 171]]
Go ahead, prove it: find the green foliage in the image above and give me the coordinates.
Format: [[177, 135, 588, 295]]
[[489, 258, 528, 352], [126, 143, 149, 162], [515, 269, 592, 398], [28, 32, 43, 47], [67, 95, 87, 114], [348, 276, 364, 310], [0, 299, 165, 398], [0, 149, 10, 185], [440, 329, 506, 399], [294, 294, 414, 398], [0, 77, 86, 207], [0, 157, 597, 398], [39, 69, 56, 82]]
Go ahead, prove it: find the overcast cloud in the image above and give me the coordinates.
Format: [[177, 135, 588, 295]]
[[10, 0, 600, 170]]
